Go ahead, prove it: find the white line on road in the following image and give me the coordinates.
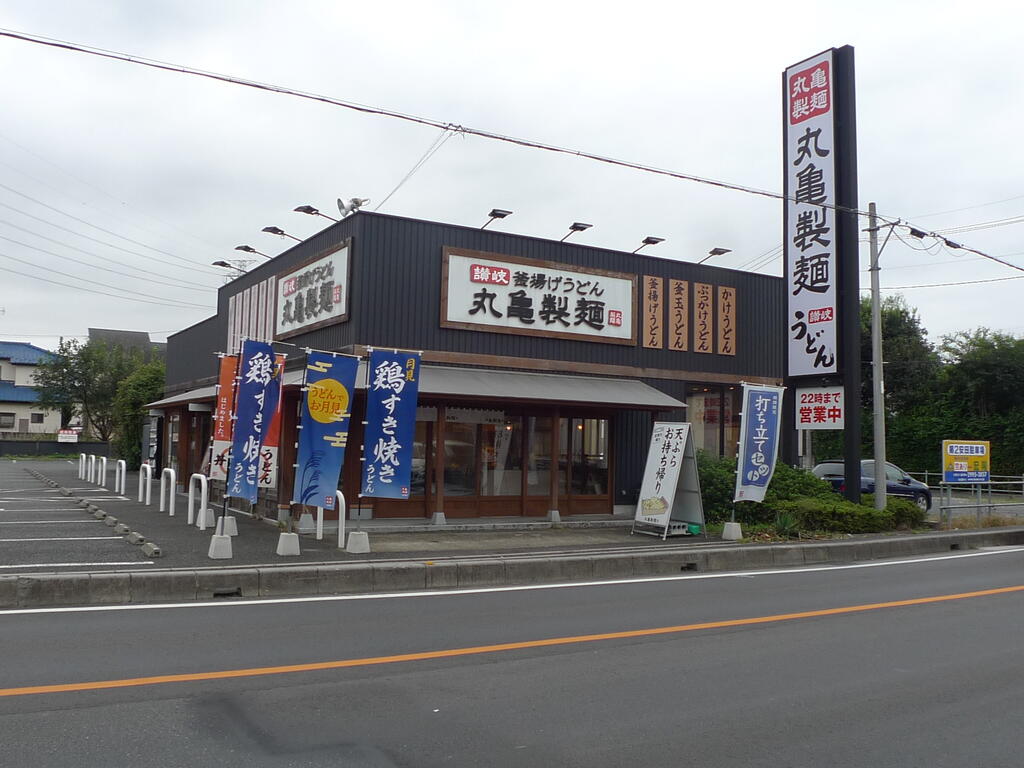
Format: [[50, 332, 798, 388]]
[[0, 509, 97, 513], [0, 520, 104, 525], [0, 536, 123, 543], [0, 561, 154, 570], [1, 547, 1021, 616]]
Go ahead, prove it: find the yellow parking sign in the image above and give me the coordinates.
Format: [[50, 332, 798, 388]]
[[942, 440, 990, 483]]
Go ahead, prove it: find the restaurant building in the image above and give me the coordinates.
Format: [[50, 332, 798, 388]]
[[152, 211, 784, 521]]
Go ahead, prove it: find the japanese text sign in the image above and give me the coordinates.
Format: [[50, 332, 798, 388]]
[[442, 248, 636, 345], [211, 355, 238, 481], [717, 286, 736, 356], [795, 385, 844, 430], [227, 340, 285, 503], [668, 279, 689, 351], [360, 350, 421, 499], [643, 275, 663, 349], [635, 423, 691, 528], [694, 282, 713, 354], [293, 352, 359, 508], [734, 384, 786, 503], [942, 440, 991, 483], [275, 243, 350, 340], [785, 50, 838, 376]]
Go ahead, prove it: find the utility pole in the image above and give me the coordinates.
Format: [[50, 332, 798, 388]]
[[868, 202, 887, 510]]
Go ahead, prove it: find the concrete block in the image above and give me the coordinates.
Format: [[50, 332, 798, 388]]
[[869, 539, 902, 560], [207, 535, 232, 559], [373, 562, 426, 592], [130, 571, 198, 603], [721, 522, 743, 540], [296, 512, 316, 534], [114, 523, 130, 535], [127, 531, 146, 544], [0, 576, 18, 609], [276, 532, 301, 556], [142, 542, 162, 557], [18, 574, 91, 607], [318, 564, 374, 595], [197, 568, 259, 599], [195, 508, 216, 529], [590, 553, 635, 581], [220, 516, 238, 537], [800, 545, 829, 564], [92, 509, 106, 519], [346, 531, 371, 553], [259, 566, 320, 597], [104, 516, 118, 527], [504, 557, 567, 585], [632, 553, 694, 577], [88, 573, 131, 605], [457, 559, 507, 587], [88, 504, 100, 513], [557, 556, 597, 583], [772, 547, 806, 567], [424, 561, 459, 589], [704, 548, 750, 572], [824, 541, 862, 563]]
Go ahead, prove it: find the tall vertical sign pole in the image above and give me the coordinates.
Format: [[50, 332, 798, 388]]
[[782, 46, 858, 501], [833, 46, 860, 503]]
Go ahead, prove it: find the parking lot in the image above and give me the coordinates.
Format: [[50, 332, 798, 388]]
[[0, 460, 155, 574]]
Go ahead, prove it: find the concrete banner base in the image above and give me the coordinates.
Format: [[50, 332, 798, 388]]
[[346, 531, 371, 554], [208, 535, 233, 559], [276, 532, 301, 556], [296, 512, 316, 534], [722, 522, 743, 541]]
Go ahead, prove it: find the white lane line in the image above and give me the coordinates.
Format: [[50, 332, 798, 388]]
[[0, 561, 154, 570], [0, 509, 97, 513], [0, 520, 105, 525], [2, 546, 1022, 616], [0, 498, 81, 503], [0, 536, 123, 543]]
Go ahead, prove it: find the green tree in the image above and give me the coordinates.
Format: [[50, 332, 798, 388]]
[[112, 361, 165, 467], [33, 339, 144, 441]]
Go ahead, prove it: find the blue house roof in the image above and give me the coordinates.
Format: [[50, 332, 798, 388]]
[[0, 381, 41, 403], [0, 341, 54, 365]]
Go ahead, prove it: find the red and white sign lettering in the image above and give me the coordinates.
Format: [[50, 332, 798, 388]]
[[470, 264, 511, 285], [795, 386, 844, 430]]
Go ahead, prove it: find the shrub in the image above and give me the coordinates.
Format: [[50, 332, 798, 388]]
[[777, 496, 894, 533], [887, 497, 927, 529]]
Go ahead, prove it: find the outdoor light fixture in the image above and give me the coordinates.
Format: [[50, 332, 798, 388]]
[[261, 226, 303, 243], [211, 259, 250, 277], [234, 244, 270, 259], [294, 204, 339, 223], [481, 208, 513, 229], [560, 222, 593, 242], [697, 246, 732, 264], [632, 236, 665, 254]]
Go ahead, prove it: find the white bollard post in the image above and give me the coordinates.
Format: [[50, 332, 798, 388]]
[[97, 456, 108, 488], [87, 454, 96, 483], [316, 505, 324, 541], [336, 490, 346, 549], [159, 467, 176, 516], [138, 463, 153, 505], [187, 473, 208, 526], [115, 460, 126, 495], [78, 453, 87, 480]]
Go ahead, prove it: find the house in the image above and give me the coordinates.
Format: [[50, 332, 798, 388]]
[[0, 341, 61, 435]]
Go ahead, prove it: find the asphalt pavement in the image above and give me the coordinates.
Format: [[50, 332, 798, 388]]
[[1, 544, 1022, 766]]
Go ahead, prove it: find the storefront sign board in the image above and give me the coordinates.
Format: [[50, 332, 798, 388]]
[[275, 242, 350, 340], [442, 248, 636, 345]]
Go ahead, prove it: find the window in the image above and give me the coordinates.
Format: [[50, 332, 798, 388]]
[[443, 422, 477, 496], [526, 416, 552, 496], [31, 413, 44, 424], [480, 420, 523, 496], [0, 413, 14, 429]]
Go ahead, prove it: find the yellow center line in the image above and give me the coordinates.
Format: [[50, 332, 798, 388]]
[[2, 584, 1021, 698]]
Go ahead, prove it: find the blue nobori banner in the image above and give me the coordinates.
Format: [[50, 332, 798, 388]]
[[360, 349, 421, 499], [733, 383, 786, 503], [292, 352, 359, 509], [227, 339, 285, 503]]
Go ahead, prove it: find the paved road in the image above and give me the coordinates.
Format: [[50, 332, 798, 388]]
[[1, 546, 1022, 766]]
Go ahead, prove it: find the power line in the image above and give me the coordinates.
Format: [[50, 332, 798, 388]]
[[912, 193, 1024, 220], [0, 218, 215, 289], [862, 274, 1024, 291], [0, 232, 212, 293], [0, 257, 215, 309], [374, 128, 455, 212], [0, 249, 212, 308], [0, 199, 223, 277], [0, 180, 222, 269]]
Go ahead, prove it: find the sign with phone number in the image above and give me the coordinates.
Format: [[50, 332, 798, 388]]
[[942, 439, 990, 483]]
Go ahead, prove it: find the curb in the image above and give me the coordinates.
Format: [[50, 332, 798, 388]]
[[2, 528, 1022, 609]]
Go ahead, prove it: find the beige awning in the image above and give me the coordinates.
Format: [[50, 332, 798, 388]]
[[148, 364, 684, 411]]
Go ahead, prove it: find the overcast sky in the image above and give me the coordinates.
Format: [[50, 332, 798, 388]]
[[0, 0, 1021, 357]]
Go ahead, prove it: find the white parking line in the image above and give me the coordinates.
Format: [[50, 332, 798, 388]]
[[0, 520, 105, 525], [0, 561, 155, 570], [0, 509, 96, 513], [0, 536, 123, 543]]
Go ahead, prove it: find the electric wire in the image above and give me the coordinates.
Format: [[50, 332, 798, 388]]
[[0, 249, 212, 308], [0, 257, 215, 309], [374, 128, 455, 212], [0, 219, 215, 290]]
